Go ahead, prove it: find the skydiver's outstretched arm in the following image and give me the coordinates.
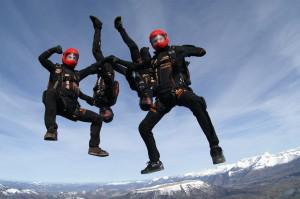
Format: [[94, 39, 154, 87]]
[[79, 90, 94, 106], [78, 62, 102, 81], [103, 55, 151, 71], [117, 58, 151, 71], [114, 16, 142, 63], [99, 55, 127, 76], [113, 63, 127, 76], [90, 16, 104, 62], [38, 45, 62, 72], [115, 58, 135, 69], [176, 45, 206, 58]]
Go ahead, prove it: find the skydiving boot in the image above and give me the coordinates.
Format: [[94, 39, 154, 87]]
[[44, 130, 57, 141], [210, 145, 226, 164], [90, 15, 102, 29], [114, 16, 123, 31], [141, 160, 164, 174], [88, 147, 109, 157]]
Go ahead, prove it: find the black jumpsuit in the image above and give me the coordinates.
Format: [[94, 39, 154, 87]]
[[137, 45, 220, 162], [91, 22, 118, 120], [39, 46, 103, 147], [115, 25, 155, 102]]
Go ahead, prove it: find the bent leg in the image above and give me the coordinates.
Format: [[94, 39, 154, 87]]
[[90, 16, 104, 62], [76, 108, 103, 147], [117, 26, 142, 63], [43, 89, 58, 133], [177, 91, 219, 147], [139, 101, 173, 162]]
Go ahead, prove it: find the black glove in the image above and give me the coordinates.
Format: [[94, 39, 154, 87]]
[[48, 45, 62, 54], [86, 96, 95, 106], [114, 16, 123, 30], [55, 45, 63, 54], [90, 15, 102, 29]]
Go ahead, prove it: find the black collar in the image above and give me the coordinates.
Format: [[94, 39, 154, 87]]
[[154, 46, 170, 55], [62, 64, 75, 72]]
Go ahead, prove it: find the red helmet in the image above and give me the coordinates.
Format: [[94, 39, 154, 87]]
[[62, 48, 79, 69], [149, 29, 169, 51]]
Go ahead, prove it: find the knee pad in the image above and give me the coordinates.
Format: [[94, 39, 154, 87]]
[[100, 107, 114, 123]]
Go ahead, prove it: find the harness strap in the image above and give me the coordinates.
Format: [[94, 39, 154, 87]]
[[175, 88, 184, 97], [150, 103, 157, 113]]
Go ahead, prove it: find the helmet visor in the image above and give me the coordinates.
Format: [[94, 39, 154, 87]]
[[66, 53, 79, 62], [150, 34, 165, 46]]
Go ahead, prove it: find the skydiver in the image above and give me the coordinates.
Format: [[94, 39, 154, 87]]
[[108, 29, 226, 174], [141, 29, 226, 173], [113, 16, 156, 111], [39, 45, 109, 157], [89, 16, 119, 123]]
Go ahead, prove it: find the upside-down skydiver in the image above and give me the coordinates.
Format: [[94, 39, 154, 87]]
[[112, 16, 156, 111], [89, 16, 119, 123], [39, 45, 109, 157]]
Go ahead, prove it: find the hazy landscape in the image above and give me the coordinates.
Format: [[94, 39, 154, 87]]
[[1, 148, 299, 199]]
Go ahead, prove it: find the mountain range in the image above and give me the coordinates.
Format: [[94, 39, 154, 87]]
[[1, 147, 300, 199]]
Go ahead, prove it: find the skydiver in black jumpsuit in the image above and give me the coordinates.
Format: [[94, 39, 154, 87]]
[[109, 29, 226, 174], [39, 45, 109, 157], [90, 16, 119, 123], [142, 29, 226, 173], [113, 16, 156, 111]]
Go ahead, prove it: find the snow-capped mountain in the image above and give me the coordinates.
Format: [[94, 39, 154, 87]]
[[2, 188, 38, 196], [125, 180, 220, 199], [1, 147, 300, 199], [0, 184, 6, 191], [185, 147, 300, 178], [135, 180, 210, 195]]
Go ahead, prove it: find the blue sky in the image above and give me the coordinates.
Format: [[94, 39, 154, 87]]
[[0, 0, 300, 183]]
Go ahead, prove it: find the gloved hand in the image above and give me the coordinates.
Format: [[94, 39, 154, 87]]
[[114, 16, 123, 30], [55, 45, 63, 54], [86, 96, 95, 106]]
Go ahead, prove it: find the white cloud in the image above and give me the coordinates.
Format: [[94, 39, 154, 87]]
[[0, 0, 300, 183]]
